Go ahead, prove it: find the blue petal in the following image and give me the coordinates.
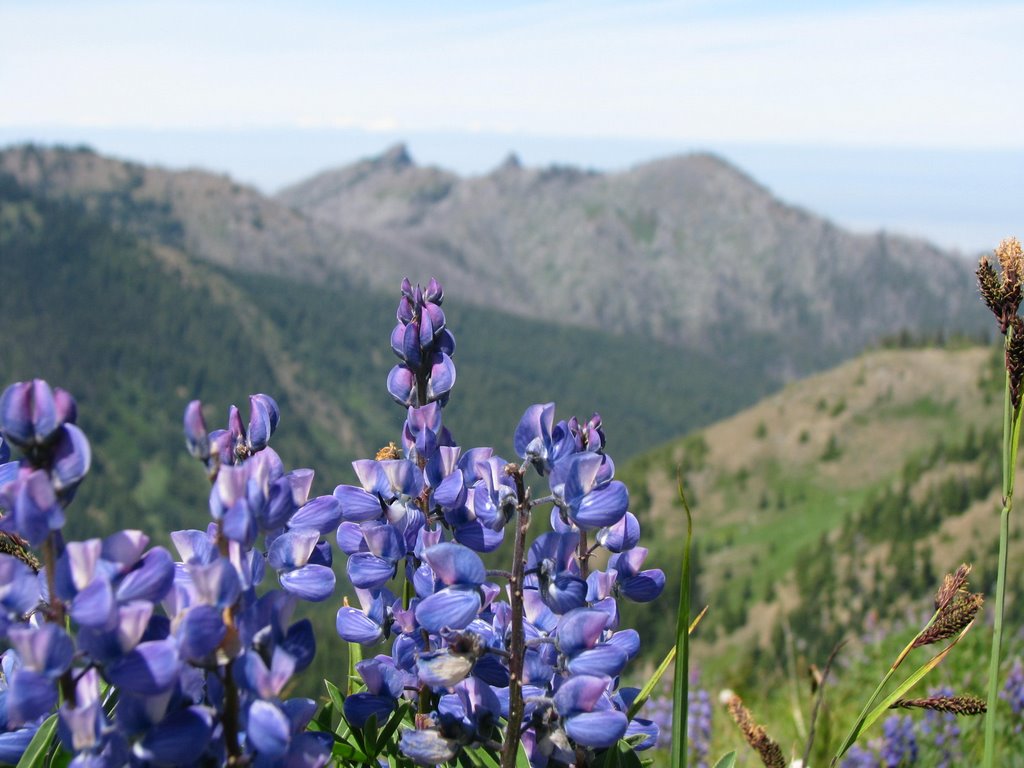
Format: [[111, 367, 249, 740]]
[[138, 706, 213, 766], [0, 724, 37, 765], [334, 485, 383, 523], [268, 529, 318, 570], [105, 640, 180, 696], [7, 669, 56, 726], [283, 619, 317, 673], [566, 645, 629, 678], [342, 693, 396, 730], [280, 564, 336, 602], [8, 624, 73, 677], [570, 481, 628, 530], [452, 520, 504, 552], [176, 605, 226, 662], [347, 553, 396, 590], [556, 608, 611, 656], [69, 578, 116, 629], [422, 542, 485, 587], [288, 495, 342, 535], [596, 512, 641, 553], [415, 586, 481, 633], [183, 400, 209, 461], [607, 629, 640, 660], [336, 607, 384, 645], [426, 354, 456, 402], [246, 393, 279, 452], [625, 717, 659, 751], [116, 547, 175, 603], [543, 574, 588, 615], [248, 700, 291, 758], [387, 366, 415, 406], [618, 570, 665, 603], [337, 521, 368, 554], [51, 424, 91, 494], [565, 710, 628, 748], [514, 403, 555, 461]]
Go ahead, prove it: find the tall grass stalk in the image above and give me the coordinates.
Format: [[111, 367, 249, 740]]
[[983, 350, 1023, 766], [671, 475, 694, 768]]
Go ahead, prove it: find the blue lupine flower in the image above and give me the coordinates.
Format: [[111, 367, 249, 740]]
[[343, 657, 407, 728], [1002, 657, 1024, 734], [608, 547, 666, 603], [561, 453, 628, 531], [880, 714, 918, 766], [527, 531, 587, 614], [553, 674, 628, 749]]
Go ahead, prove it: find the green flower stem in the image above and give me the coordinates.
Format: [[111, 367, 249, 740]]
[[983, 353, 1023, 767], [671, 476, 693, 768]]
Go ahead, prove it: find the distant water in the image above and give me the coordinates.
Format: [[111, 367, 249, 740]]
[[1, 126, 1019, 255]]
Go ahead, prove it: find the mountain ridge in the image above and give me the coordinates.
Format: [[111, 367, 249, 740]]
[[0, 142, 988, 383]]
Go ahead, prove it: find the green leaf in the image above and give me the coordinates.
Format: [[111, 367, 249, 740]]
[[711, 751, 737, 768], [466, 746, 501, 768], [347, 641, 363, 697], [16, 713, 58, 768], [313, 700, 334, 732], [324, 679, 345, 712], [331, 739, 370, 764], [374, 702, 410, 754], [515, 740, 531, 768], [616, 740, 643, 768], [363, 713, 380, 758]]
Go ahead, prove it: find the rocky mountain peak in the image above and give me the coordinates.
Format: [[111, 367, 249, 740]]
[[374, 143, 414, 171]]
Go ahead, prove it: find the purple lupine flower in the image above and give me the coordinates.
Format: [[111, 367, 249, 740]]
[[0, 380, 69, 449], [561, 452, 628, 531], [526, 531, 587, 615], [414, 543, 487, 633], [1002, 657, 1024, 734], [387, 278, 457, 407], [880, 714, 918, 766], [608, 547, 666, 603], [841, 744, 880, 768], [553, 674, 628, 749], [688, 675, 713, 767], [343, 656, 407, 729]]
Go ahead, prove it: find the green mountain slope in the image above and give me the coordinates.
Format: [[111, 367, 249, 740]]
[[618, 344, 1022, 689]]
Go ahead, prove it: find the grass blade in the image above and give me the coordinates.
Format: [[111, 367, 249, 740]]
[[670, 470, 694, 768]]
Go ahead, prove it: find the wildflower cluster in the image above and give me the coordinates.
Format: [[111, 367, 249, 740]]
[[332, 279, 665, 766], [0, 278, 664, 768], [0, 379, 338, 766]]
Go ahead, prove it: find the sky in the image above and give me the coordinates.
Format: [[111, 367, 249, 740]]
[[1, 0, 1022, 251]]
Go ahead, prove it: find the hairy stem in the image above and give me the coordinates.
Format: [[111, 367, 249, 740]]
[[501, 467, 530, 768], [43, 533, 76, 706]]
